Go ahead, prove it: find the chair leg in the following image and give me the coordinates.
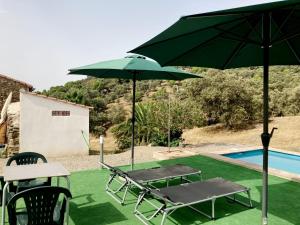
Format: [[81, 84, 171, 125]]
[[211, 199, 216, 219], [65, 197, 70, 225], [1, 182, 9, 225]]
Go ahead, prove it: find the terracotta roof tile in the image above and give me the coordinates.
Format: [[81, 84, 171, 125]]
[[0, 74, 33, 90], [21, 91, 93, 110]]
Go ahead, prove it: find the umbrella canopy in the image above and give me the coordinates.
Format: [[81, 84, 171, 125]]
[[69, 55, 199, 80], [130, 0, 300, 68], [69, 55, 200, 170], [130, 1, 300, 224]]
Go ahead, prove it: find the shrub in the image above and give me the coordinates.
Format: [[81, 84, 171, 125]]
[[111, 120, 132, 150], [112, 102, 186, 149], [186, 73, 256, 129], [107, 105, 126, 125]]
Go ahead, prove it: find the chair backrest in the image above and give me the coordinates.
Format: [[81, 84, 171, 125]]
[[7, 186, 72, 225], [6, 152, 47, 166]]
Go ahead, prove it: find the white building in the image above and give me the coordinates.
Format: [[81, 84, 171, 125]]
[[19, 91, 92, 157]]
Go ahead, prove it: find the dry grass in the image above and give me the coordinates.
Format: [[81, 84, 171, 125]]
[[90, 116, 300, 154], [89, 128, 117, 154], [183, 116, 300, 152]]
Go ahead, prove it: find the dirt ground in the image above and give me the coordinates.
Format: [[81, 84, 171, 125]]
[[91, 116, 300, 153], [0, 117, 298, 173], [183, 116, 300, 152]]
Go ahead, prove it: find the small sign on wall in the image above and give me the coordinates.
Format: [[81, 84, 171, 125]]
[[52, 111, 70, 116]]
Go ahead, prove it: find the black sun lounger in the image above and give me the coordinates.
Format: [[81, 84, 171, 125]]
[[134, 178, 252, 225], [100, 162, 202, 205]]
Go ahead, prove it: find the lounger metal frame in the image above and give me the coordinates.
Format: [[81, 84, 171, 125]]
[[134, 180, 253, 225], [104, 166, 142, 205], [100, 162, 202, 205]]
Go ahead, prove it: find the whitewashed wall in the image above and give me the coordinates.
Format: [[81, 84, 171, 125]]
[[20, 92, 90, 157]]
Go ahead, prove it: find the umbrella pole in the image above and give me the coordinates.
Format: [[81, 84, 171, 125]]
[[131, 74, 136, 170], [261, 12, 271, 225]]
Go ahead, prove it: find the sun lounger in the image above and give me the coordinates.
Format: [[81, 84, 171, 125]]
[[134, 177, 252, 225], [100, 162, 202, 205]]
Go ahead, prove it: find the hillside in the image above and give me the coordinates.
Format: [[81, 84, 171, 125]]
[[41, 65, 300, 152], [183, 116, 300, 152]]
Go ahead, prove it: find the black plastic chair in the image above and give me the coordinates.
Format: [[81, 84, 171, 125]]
[[6, 152, 48, 166], [7, 186, 72, 225], [0, 176, 4, 206], [6, 152, 52, 193]]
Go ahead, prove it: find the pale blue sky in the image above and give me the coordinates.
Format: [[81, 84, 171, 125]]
[[0, 0, 279, 90]]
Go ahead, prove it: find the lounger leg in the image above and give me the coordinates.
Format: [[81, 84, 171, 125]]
[[225, 190, 253, 208], [188, 205, 212, 219], [106, 174, 115, 188], [212, 199, 216, 219], [121, 183, 130, 205], [247, 190, 253, 208], [135, 192, 167, 225], [134, 192, 146, 212], [106, 174, 130, 204]]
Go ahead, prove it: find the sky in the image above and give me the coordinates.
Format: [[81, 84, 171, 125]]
[[0, 0, 280, 91]]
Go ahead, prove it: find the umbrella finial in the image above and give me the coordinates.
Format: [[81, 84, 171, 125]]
[[126, 54, 146, 60]]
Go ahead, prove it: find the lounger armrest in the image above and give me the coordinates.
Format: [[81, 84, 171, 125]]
[[113, 168, 128, 178], [100, 162, 128, 178], [99, 162, 110, 169]]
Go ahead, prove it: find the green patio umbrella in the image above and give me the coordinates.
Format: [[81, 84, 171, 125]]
[[130, 1, 300, 224], [69, 55, 200, 170]]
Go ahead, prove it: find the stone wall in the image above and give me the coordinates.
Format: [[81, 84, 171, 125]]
[[0, 75, 32, 111], [6, 102, 20, 156], [0, 121, 6, 144]]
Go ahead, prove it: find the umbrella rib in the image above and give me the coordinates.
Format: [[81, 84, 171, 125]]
[[245, 17, 263, 43], [272, 29, 300, 45], [213, 14, 262, 45], [222, 15, 262, 69], [131, 15, 253, 52], [221, 27, 256, 69], [165, 71, 181, 80], [271, 7, 295, 42], [161, 19, 251, 66], [183, 1, 300, 18], [214, 27, 260, 45], [271, 24, 300, 44], [272, 19, 300, 63], [286, 41, 300, 63]]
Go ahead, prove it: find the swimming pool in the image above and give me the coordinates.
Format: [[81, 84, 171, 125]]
[[223, 150, 300, 175]]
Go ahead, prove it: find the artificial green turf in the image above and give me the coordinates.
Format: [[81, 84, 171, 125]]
[[67, 155, 300, 225], [4, 155, 300, 225]]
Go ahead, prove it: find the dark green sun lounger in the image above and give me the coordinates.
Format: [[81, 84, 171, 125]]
[[100, 162, 202, 205], [134, 177, 252, 225]]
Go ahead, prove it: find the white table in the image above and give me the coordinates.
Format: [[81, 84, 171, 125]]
[[1, 162, 71, 225]]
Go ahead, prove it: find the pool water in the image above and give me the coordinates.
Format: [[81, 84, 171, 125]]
[[223, 150, 300, 175]]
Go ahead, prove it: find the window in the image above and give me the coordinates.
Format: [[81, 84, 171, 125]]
[[52, 110, 70, 116]]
